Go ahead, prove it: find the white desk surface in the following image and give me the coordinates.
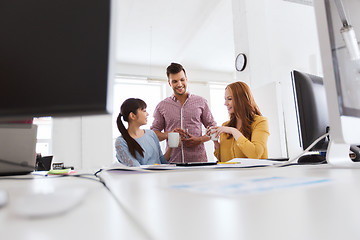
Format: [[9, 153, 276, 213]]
[[0, 174, 146, 240], [100, 164, 360, 240], [2, 164, 360, 240]]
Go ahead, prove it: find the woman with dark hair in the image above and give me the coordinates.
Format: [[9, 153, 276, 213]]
[[115, 98, 172, 167], [206, 82, 269, 161]]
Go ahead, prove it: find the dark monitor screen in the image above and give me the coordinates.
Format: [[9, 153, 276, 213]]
[[291, 70, 329, 151], [0, 0, 114, 119]]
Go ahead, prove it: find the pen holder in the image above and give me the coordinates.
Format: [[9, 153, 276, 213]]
[[35, 155, 53, 171]]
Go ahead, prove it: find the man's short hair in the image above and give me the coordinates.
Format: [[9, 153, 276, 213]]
[[166, 63, 186, 79]]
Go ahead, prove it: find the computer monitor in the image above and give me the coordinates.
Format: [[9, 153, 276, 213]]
[[0, 0, 117, 174], [291, 70, 329, 152], [314, 0, 360, 167], [0, 0, 116, 120]]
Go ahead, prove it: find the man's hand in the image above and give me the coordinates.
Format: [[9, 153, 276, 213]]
[[153, 130, 168, 141], [182, 134, 207, 147], [173, 128, 190, 139]]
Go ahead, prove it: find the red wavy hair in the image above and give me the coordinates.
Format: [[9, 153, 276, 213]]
[[225, 82, 262, 140]]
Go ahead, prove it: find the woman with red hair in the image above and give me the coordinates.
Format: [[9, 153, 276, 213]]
[[207, 81, 269, 162]]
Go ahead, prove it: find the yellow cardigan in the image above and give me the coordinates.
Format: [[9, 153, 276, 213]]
[[214, 115, 270, 162]]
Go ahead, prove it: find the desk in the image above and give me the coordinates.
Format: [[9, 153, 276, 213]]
[[0, 174, 146, 240], [99, 164, 360, 240], [2, 165, 360, 240]]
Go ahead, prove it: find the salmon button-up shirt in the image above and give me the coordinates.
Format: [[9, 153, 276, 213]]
[[151, 93, 216, 163]]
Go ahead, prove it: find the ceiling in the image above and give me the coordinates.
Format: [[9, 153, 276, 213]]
[[115, 0, 235, 73]]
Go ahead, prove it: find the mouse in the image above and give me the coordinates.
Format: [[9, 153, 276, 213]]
[[297, 154, 327, 165]]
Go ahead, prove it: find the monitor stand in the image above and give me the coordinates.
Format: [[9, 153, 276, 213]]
[[326, 140, 360, 167], [297, 153, 326, 165]]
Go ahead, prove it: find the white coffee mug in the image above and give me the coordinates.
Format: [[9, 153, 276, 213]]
[[210, 129, 219, 141], [168, 132, 180, 148]]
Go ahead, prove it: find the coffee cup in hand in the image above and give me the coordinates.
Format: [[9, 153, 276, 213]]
[[210, 129, 219, 141], [168, 132, 180, 148]]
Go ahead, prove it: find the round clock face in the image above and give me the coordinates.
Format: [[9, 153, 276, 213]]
[[235, 53, 247, 71]]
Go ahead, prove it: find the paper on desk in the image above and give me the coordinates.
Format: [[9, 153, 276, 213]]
[[222, 158, 281, 167], [104, 159, 280, 173], [103, 162, 149, 173], [102, 161, 186, 172], [104, 164, 211, 172]]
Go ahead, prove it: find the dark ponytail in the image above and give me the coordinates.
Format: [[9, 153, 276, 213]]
[[117, 98, 147, 158]]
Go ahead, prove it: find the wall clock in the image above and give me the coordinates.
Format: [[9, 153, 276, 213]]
[[235, 53, 247, 72]]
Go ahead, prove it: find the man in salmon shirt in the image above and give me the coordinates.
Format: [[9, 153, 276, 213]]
[[151, 63, 216, 163]]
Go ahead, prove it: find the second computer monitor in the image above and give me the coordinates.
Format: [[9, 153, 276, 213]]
[[291, 70, 329, 152]]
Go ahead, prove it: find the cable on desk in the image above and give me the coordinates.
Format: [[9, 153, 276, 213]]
[[60, 174, 104, 184], [0, 172, 104, 185], [270, 133, 330, 168], [94, 168, 103, 177], [218, 133, 330, 171]]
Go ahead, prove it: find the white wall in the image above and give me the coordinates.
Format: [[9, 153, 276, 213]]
[[116, 62, 234, 83], [252, 82, 287, 157], [52, 117, 82, 168], [52, 115, 113, 170], [232, 0, 323, 159]]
